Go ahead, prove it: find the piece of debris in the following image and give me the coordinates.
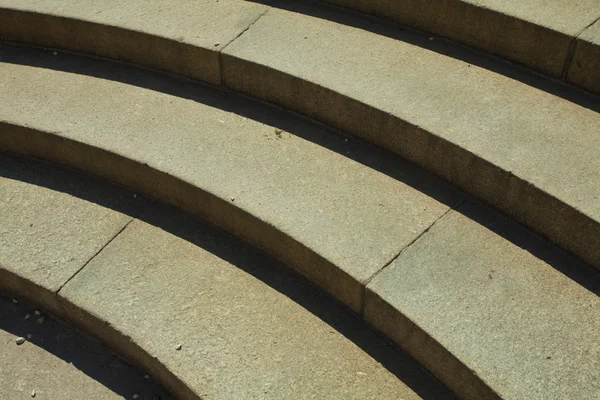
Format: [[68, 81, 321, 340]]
[[144, 374, 150, 380], [214, 42, 220, 47], [25, 314, 31, 320], [16, 337, 26, 345], [133, 193, 137, 198], [274, 129, 282, 139], [27, 334, 33, 340], [133, 394, 139, 399], [37, 316, 45, 324], [176, 344, 182, 350], [230, 197, 235, 202], [12, 298, 18, 304], [53, 51, 58, 55], [34, 310, 41, 316], [31, 390, 36, 398]]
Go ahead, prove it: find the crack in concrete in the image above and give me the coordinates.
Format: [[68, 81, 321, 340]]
[[55, 217, 135, 294], [359, 201, 462, 316], [218, 7, 272, 85]]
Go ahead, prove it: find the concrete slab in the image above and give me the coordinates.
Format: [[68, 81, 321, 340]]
[[366, 201, 600, 400], [0, 154, 143, 313], [221, 2, 600, 271], [0, 295, 173, 400], [0, 46, 458, 312], [324, 0, 600, 77], [0, 0, 270, 84], [568, 19, 600, 94], [59, 204, 455, 400]]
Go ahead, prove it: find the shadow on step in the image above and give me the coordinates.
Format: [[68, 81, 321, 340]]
[[0, 42, 461, 210], [0, 153, 456, 400], [0, 294, 174, 399], [249, 0, 600, 112]]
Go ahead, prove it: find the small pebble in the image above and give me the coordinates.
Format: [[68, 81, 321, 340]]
[[144, 374, 150, 380], [27, 334, 33, 340], [25, 314, 31, 320], [12, 298, 18, 304], [344, 138, 348, 142], [37, 316, 45, 324], [31, 389, 36, 398], [176, 344, 182, 350], [53, 51, 58, 55], [16, 337, 25, 345], [34, 310, 41, 316], [133, 193, 137, 198], [429, 37, 434, 41], [133, 394, 139, 399], [230, 197, 235, 202], [214, 42, 220, 47]]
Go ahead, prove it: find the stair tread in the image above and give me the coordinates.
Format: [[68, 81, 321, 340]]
[[367, 201, 600, 400]]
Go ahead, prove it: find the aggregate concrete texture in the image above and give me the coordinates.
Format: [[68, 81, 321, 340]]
[[323, 0, 600, 77], [568, 19, 600, 94], [0, 154, 143, 313], [221, 3, 600, 271], [0, 295, 173, 400], [0, 47, 458, 312], [366, 201, 600, 400], [0, 0, 270, 84], [58, 204, 452, 400]]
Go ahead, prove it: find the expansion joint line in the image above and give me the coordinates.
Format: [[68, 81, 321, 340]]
[[55, 217, 135, 294], [217, 7, 272, 85], [359, 202, 461, 317], [562, 14, 600, 79]]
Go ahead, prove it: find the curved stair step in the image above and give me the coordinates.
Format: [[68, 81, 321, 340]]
[[0, 45, 461, 313], [0, 154, 455, 400], [1, 47, 599, 399], [322, 0, 600, 89], [0, 295, 174, 400], [0, 0, 598, 272]]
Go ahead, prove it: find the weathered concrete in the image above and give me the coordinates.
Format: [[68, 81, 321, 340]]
[[0, 154, 142, 314], [568, 19, 600, 94], [0, 0, 270, 84], [0, 295, 173, 399], [0, 46, 458, 312], [323, 0, 600, 78], [222, 3, 600, 272], [59, 204, 454, 400], [366, 201, 600, 400]]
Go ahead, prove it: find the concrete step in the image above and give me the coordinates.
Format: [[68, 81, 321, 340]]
[[0, 154, 455, 400], [0, 0, 599, 273], [322, 0, 600, 91], [0, 47, 599, 399], [0, 295, 174, 400]]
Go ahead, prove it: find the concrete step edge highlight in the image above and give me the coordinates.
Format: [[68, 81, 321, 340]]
[[322, 0, 600, 92], [0, 2, 599, 273]]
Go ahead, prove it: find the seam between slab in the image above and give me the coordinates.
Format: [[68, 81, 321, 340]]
[[218, 7, 272, 84], [359, 203, 460, 316], [562, 15, 600, 79], [55, 217, 135, 294]]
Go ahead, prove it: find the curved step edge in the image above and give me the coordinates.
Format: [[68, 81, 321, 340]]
[[322, 0, 600, 91], [0, 5, 599, 274], [0, 267, 196, 400]]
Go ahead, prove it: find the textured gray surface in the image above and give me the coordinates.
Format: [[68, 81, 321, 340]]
[[0, 295, 174, 400], [0, 46, 456, 312], [366, 201, 600, 400], [323, 0, 600, 77], [0, 154, 141, 294], [0, 0, 270, 84], [59, 204, 453, 400], [222, 3, 600, 271], [569, 19, 600, 94]]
